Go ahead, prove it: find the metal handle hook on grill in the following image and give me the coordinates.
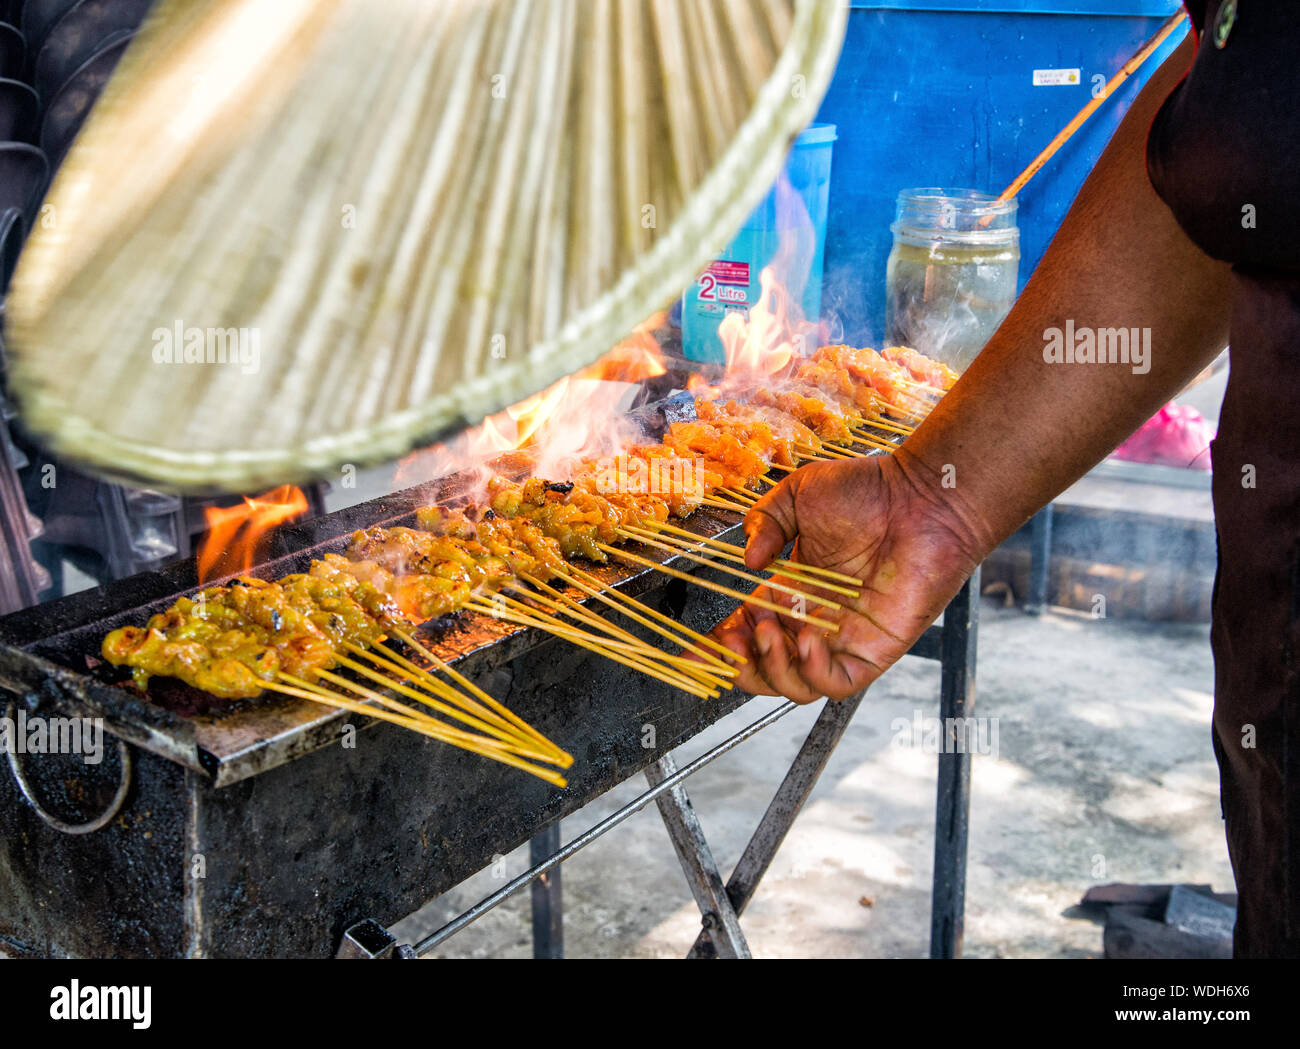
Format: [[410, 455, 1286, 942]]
[[5, 702, 133, 835]]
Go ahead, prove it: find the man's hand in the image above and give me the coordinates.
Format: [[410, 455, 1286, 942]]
[[710, 452, 989, 703]]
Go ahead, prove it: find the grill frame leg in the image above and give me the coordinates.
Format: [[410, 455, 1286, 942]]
[[685, 691, 864, 958], [1025, 506, 1054, 615], [646, 755, 750, 959], [929, 570, 979, 959], [529, 822, 563, 959]]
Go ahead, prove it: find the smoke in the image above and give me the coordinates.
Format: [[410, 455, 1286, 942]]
[[770, 175, 815, 313], [391, 377, 648, 501], [818, 262, 875, 348], [892, 292, 983, 370]]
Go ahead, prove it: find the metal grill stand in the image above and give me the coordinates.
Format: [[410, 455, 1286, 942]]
[[2, 481, 978, 960]]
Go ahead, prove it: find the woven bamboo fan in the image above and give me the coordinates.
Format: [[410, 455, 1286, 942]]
[[5, 0, 848, 493]]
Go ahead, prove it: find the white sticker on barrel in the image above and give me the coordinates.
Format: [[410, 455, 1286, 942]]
[[1032, 68, 1081, 87]]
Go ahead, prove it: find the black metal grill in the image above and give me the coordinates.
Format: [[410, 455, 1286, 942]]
[[0, 442, 789, 955], [0, 375, 978, 959]]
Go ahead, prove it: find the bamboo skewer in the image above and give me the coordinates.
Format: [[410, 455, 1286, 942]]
[[896, 377, 941, 398], [620, 524, 861, 599], [265, 676, 567, 787], [501, 607, 724, 688], [880, 388, 932, 414], [702, 496, 752, 512], [639, 521, 866, 587], [342, 641, 558, 759], [465, 598, 720, 698], [518, 572, 739, 679], [328, 652, 557, 761], [309, 666, 527, 753], [269, 675, 472, 748], [565, 565, 742, 662], [893, 394, 936, 417], [843, 431, 898, 453], [595, 542, 840, 631], [463, 595, 721, 695], [559, 569, 743, 670], [275, 670, 563, 771], [822, 442, 867, 457], [613, 528, 843, 610], [383, 630, 571, 764], [853, 416, 913, 437], [495, 586, 732, 685], [880, 408, 926, 426], [868, 413, 916, 432], [814, 445, 857, 460]]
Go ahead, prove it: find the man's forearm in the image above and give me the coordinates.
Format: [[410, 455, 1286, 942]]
[[897, 34, 1231, 555]]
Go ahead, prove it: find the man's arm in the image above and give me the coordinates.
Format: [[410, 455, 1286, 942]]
[[719, 33, 1234, 701], [895, 31, 1230, 553]]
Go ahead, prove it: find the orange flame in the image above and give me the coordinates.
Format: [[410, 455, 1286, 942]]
[[508, 378, 574, 448], [577, 322, 667, 383], [717, 267, 799, 381], [197, 485, 309, 583], [476, 413, 517, 455]]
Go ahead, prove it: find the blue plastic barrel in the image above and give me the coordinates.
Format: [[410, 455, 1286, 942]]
[[681, 123, 837, 364], [813, 0, 1187, 345]]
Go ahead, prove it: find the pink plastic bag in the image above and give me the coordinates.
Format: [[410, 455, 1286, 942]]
[[1112, 403, 1215, 471]]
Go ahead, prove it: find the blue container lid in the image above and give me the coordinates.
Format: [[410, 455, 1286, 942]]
[[794, 122, 837, 147]]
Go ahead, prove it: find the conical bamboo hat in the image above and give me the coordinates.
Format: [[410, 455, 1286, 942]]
[[5, 0, 847, 493]]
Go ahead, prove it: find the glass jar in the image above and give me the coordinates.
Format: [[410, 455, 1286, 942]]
[[884, 189, 1019, 372]]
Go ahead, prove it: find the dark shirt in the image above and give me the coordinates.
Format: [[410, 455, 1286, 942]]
[[1146, 0, 1300, 957], [1148, 1, 1299, 271]]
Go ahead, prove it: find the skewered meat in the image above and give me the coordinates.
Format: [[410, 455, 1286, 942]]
[[694, 398, 820, 466], [661, 422, 770, 490], [486, 476, 672, 561], [573, 448, 715, 518], [810, 344, 919, 404], [748, 387, 857, 444], [794, 355, 915, 419], [101, 343, 952, 701], [102, 568, 401, 699], [883, 345, 958, 390]]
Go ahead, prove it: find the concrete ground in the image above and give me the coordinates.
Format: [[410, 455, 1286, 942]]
[[394, 601, 1231, 958]]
